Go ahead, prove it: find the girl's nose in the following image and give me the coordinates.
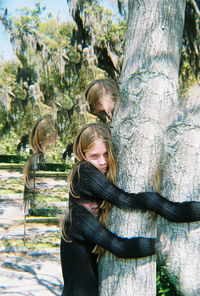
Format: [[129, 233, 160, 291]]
[[99, 156, 106, 164]]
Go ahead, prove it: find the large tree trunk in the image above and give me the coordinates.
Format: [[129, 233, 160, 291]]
[[158, 85, 200, 296], [99, 1, 186, 295]]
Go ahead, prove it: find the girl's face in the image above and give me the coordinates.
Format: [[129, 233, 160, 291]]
[[84, 139, 109, 174], [93, 95, 115, 123], [81, 201, 100, 217]]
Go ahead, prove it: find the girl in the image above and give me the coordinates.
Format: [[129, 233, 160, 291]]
[[60, 123, 200, 296], [84, 79, 119, 123]]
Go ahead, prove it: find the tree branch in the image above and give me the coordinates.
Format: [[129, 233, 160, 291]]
[[190, 0, 200, 16]]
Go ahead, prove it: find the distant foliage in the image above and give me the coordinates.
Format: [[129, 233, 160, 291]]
[[179, 0, 200, 89], [0, 0, 199, 153]]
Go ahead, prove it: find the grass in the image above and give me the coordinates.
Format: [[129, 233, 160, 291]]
[[0, 166, 68, 251], [0, 189, 22, 194], [0, 170, 24, 194], [0, 172, 68, 202], [2, 229, 61, 251]]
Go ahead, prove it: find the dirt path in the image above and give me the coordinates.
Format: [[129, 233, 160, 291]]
[[0, 252, 63, 296], [0, 223, 64, 295], [0, 169, 64, 295]]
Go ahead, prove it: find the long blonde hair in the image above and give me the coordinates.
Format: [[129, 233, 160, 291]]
[[84, 79, 120, 120], [62, 123, 117, 255], [23, 115, 57, 213]]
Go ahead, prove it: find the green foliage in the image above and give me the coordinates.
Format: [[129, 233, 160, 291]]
[[0, 61, 25, 109], [157, 264, 180, 296], [0, 130, 20, 153], [179, 0, 200, 89], [29, 207, 62, 217], [109, 20, 127, 41], [83, 3, 113, 43], [0, 6, 87, 147], [0, 154, 27, 163], [0, 1, 125, 150], [14, 1, 46, 31], [39, 162, 70, 172], [78, 2, 126, 78]]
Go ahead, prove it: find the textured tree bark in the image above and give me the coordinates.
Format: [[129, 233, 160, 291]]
[[158, 85, 200, 296], [99, 1, 186, 295]]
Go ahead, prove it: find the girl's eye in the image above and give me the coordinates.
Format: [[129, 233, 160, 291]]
[[91, 155, 97, 158]]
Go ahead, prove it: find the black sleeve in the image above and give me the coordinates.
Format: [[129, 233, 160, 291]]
[[78, 162, 141, 209], [138, 192, 200, 223], [79, 162, 200, 223], [71, 205, 156, 259]]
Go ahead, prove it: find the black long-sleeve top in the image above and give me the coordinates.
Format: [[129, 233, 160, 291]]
[[61, 162, 200, 296], [60, 205, 156, 296], [74, 162, 200, 223], [61, 162, 156, 296]]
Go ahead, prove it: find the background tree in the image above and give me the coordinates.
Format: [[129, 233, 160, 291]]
[[0, 3, 88, 153], [0, 3, 87, 144], [66, 0, 127, 80], [0, 1, 126, 155]]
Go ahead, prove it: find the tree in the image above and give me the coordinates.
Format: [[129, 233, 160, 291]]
[[157, 83, 200, 296], [66, 0, 199, 87], [67, 0, 126, 80], [98, 1, 184, 294], [99, 1, 200, 295], [67, 0, 200, 295], [64, 0, 199, 296]]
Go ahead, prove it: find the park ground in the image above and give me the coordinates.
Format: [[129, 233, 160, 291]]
[[0, 169, 65, 295]]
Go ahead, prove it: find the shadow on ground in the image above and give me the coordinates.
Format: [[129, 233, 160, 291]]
[[0, 252, 63, 295]]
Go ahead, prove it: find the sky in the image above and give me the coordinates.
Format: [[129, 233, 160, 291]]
[[0, 0, 71, 61]]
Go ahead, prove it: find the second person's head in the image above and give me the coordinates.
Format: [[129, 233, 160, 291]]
[[84, 79, 120, 123]]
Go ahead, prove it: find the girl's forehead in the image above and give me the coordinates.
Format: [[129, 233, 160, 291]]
[[91, 138, 105, 146], [86, 138, 107, 151]]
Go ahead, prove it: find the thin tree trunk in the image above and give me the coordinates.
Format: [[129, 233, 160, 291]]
[[99, 1, 186, 295]]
